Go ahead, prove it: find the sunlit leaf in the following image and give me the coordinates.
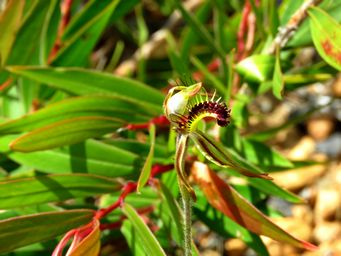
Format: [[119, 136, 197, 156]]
[[272, 51, 284, 99], [10, 116, 124, 152], [0, 95, 152, 134], [308, 7, 341, 71], [137, 124, 155, 193], [0, 0, 25, 66], [191, 162, 317, 251], [235, 55, 275, 83], [0, 174, 120, 209], [122, 203, 166, 256], [51, 0, 120, 66], [0, 209, 94, 253], [7, 66, 163, 114]]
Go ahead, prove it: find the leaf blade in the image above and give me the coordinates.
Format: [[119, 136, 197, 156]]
[[191, 162, 317, 251], [10, 116, 124, 152], [308, 7, 341, 71], [137, 124, 155, 193], [0, 174, 120, 209], [122, 203, 166, 256], [0, 209, 94, 253]]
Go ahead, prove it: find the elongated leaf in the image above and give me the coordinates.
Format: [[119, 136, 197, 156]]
[[0, 209, 94, 253], [7, 66, 163, 114], [0, 95, 152, 134], [272, 51, 284, 99], [236, 55, 275, 83], [0, 0, 25, 66], [122, 203, 166, 256], [0, 136, 139, 177], [308, 7, 341, 71], [159, 182, 183, 244], [190, 131, 271, 179], [10, 116, 124, 152], [137, 124, 155, 193], [121, 219, 148, 256], [52, 0, 120, 66], [0, 174, 120, 209], [191, 162, 317, 251], [6, 1, 53, 65], [68, 219, 100, 256]]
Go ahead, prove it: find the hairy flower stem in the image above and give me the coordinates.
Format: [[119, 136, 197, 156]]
[[179, 179, 192, 256]]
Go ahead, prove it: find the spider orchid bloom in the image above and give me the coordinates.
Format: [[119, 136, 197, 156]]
[[164, 83, 271, 200]]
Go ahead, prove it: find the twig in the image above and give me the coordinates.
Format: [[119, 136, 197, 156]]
[[236, 0, 252, 61], [267, 0, 323, 54], [95, 164, 173, 220]]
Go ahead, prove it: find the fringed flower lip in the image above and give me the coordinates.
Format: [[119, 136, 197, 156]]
[[164, 83, 231, 134]]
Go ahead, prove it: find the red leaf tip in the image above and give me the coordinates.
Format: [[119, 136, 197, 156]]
[[301, 240, 318, 251]]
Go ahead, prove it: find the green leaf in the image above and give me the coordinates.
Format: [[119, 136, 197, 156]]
[[0, 0, 25, 66], [0, 174, 120, 209], [121, 219, 148, 256], [308, 7, 341, 71], [122, 203, 166, 256], [137, 124, 155, 193], [272, 51, 284, 99], [192, 162, 317, 251], [0, 137, 140, 178], [159, 182, 183, 244], [6, 1, 54, 65], [104, 139, 171, 163], [10, 116, 124, 152], [236, 55, 276, 83], [7, 66, 163, 114], [51, 0, 120, 66], [0, 209, 94, 253], [0, 95, 152, 135]]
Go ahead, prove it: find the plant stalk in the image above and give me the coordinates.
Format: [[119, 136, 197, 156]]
[[179, 178, 192, 256]]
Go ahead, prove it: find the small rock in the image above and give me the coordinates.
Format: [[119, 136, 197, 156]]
[[287, 136, 316, 161], [306, 116, 335, 141], [332, 73, 341, 98], [271, 164, 327, 191], [313, 222, 341, 244], [315, 186, 341, 222], [201, 249, 220, 256], [224, 238, 247, 256], [291, 205, 313, 225]]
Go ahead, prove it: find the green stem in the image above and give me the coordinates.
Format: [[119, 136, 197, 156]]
[[179, 178, 192, 256]]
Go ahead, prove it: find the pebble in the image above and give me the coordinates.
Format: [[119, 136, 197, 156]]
[[271, 164, 327, 191]]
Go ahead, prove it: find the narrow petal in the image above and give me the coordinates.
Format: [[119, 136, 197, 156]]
[[190, 131, 271, 180]]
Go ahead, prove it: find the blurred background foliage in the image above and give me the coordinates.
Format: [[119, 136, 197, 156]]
[[0, 0, 340, 255]]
